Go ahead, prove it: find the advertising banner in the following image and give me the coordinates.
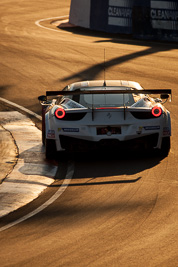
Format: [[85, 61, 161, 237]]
[[69, 0, 178, 41], [150, 0, 178, 41], [90, 0, 134, 34]]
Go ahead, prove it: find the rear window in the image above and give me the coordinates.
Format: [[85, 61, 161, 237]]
[[79, 93, 135, 108], [61, 87, 143, 108]]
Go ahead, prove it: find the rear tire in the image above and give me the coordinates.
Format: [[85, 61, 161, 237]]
[[42, 129, 45, 145], [45, 139, 57, 159], [42, 106, 46, 145], [159, 137, 170, 157]]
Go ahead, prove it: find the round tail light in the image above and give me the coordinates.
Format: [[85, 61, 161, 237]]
[[55, 108, 65, 119], [152, 106, 162, 117]]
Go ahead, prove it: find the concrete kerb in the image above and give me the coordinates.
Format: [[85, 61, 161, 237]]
[[0, 97, 42, 121], [0, 99, 57, 218]]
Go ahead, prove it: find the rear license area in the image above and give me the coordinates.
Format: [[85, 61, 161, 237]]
[[97, 126, 121, 135]]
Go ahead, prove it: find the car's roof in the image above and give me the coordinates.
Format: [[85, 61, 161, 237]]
[[67, 80, 143, 91]]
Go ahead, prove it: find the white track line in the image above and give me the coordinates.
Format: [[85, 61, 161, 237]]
[[0, 111, 57, 218], [0, 98, 74, 232], [35, 15, 72, 34], [0, 161, 74, 232]]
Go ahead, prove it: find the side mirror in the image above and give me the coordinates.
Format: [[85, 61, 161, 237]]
[[38, 95, 47, 102], [160, 94, 169, 100]]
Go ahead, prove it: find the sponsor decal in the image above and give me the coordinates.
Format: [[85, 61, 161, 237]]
[[108, 0, 133, 27], [151, 1, 178, 30], [62, 128, 79, 133], [47, 130, 55, 138], [144, 126, 160, 130]]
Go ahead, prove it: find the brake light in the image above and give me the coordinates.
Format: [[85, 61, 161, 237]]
[[55, 108, 65, 119], [95, 107, 120, 110], [152, 106, 162, 117]]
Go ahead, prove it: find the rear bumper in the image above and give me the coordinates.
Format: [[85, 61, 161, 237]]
[[59, 133, 159, 152]]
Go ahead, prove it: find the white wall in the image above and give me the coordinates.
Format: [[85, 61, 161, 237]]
[[69, 0, 91, 28]]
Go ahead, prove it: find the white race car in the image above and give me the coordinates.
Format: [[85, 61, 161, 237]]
[[38, 80, 171, 159]]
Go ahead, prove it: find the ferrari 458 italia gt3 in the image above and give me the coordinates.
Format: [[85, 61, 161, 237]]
[[38, 80, 171, 159]]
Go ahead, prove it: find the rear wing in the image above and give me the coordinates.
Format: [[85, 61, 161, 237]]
[[38, 89, 172, 102], [38, 89, 171, 121], [46, 89, 171, 99]]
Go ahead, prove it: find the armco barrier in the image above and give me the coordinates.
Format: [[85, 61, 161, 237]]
[[69, 0, 178, 41]]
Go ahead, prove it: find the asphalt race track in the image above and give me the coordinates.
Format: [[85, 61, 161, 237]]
[[0, 0, 177, 266]]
